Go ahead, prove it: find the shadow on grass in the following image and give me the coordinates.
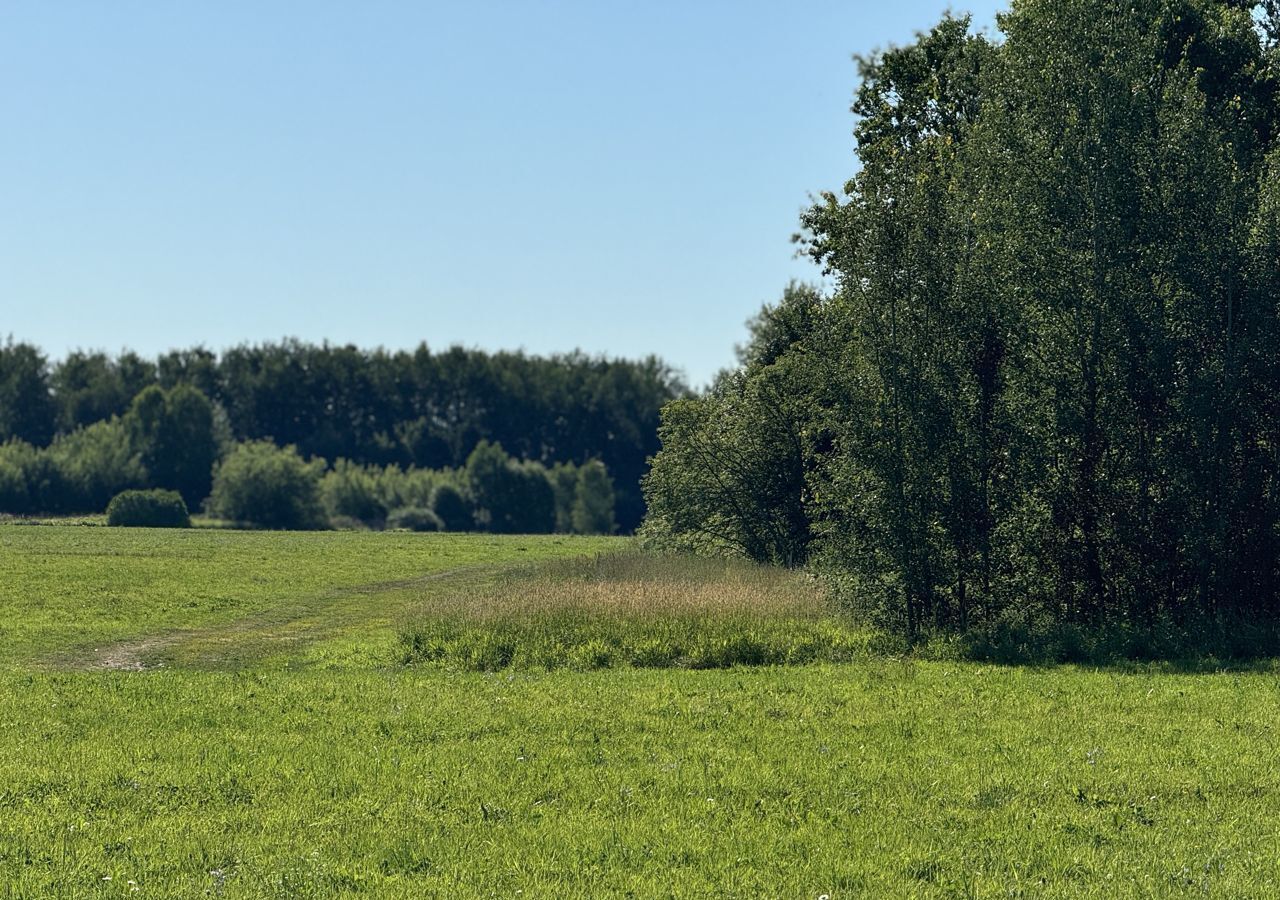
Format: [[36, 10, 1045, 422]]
[[911, 617, 1280, 675]]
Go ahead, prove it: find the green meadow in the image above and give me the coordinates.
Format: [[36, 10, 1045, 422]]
[[2, 526, 1278, 898]]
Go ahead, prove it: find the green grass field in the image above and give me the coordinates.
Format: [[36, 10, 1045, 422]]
[[2, 526, 1278, 897]]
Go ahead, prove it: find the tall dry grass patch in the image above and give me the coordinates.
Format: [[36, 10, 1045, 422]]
[[398, 551, 865, 671], [418, 553, 824, 621]]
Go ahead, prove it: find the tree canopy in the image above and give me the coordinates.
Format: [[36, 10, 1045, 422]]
[[645, 0, 1280, 645], [0, 340, 683, 531]]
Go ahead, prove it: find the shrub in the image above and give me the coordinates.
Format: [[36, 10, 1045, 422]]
[[387, 506, 443, 532], [321, 459, 388, 524], [375, 465, 441, 511], [106, 489, 190, 528], [49, 418, 147, 512], [548, 461, 579, 532], [0, 441, 35, 514], [207, 441, 326, 530], [328, 514, 371, 532], [0, 424, 148, 515], [429, 483, 472, 531], [0, 440, 77, 514], [572, 459, 616, 535]]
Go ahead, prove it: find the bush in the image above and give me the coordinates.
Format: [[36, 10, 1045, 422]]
[[106, 489, 190, 528], [328, 514, 371, 532], [375, 465, 441, 511], [0, 440, 78, 515], [321, 459, 388, 524], [548, 461, 579, 532], [207, 441, 326, 530], [430, 483, 472, 531], [49, 418, 147, 512], [0, 424, 149, 516], [0, 441, 35, 514], [387, 506, 443, 532], [572, 459, 616, 534]]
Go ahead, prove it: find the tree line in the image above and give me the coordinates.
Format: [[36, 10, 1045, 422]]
[[644, 0, 1280, 651], [0, 339, 684, 530]]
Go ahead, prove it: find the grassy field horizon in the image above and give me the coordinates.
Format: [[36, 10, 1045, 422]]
[[2, 526, 1278, 897]]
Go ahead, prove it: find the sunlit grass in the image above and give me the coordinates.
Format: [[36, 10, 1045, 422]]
[[0, 526, 619, 668], [2, 526, 1278, 896], [398, 552, 869, 670]]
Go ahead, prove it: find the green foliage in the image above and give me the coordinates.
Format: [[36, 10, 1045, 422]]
[[547, 461, 580, 532], [644, 331, 813, 566], [386, 506, 444, 532], [3, 340, 681, 530], [48, 418, 147, 512], [0, 441, 36, 513], [735, 281, 825, 371], [106, 489, 191, 528], [51, 350, 155, 432], [0, 339, 57, 447], [648, 1, 1280, 643], [429, 482, 472, 531], [571, 459, 616, 535], [0, 421, 146, 515], [465, 440, 556, 534], [207, 441, 326, 530], [320, 458, 388, 525], [170, 340, 679, 531], [125, 383, 220, 508], [372, 463, 445, 511]]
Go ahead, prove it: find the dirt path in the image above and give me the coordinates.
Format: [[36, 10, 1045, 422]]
[[62, 565, 482, 672], [87, 634, 184, 671]]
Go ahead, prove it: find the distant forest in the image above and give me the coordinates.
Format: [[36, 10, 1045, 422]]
[[0, 339, 684, 531]]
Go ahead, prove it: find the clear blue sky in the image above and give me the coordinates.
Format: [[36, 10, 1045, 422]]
[[1, 1, 1004, 388]]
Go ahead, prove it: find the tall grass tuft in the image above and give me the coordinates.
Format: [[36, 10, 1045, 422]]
[[398, 551, 868, 671]]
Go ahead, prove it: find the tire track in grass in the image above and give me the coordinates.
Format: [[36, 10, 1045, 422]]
[[52, 565, 496, 672]]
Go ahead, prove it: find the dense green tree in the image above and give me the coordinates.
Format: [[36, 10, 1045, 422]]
[[0, 340, 57, 447], [48, 418, 147, 512], [125, 384, 219, 509], [645, 0, 1280, 648], [320, 458, 388, 524], [207, 440, 326, 529], [464, 440, 556, 534], [644, 335, 815, 566], [736, 282, 826, 371], [0, 440, 73, 514], [51, 350, 155, 431], [429, 483, 473, 531], [6, 338, 680, 528], [547, 461, 580, 533], [156, 347, 220, 398], [0, 441, 41, 514]]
